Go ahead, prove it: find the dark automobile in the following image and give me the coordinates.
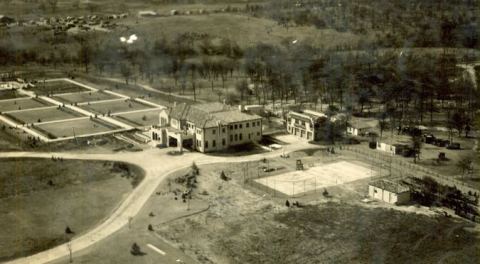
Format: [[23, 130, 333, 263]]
[[343, 137, 361, 145], [446, 143, 461, 150], [435, 139, 450, 147], [402, 148, 415, 157], [424, 134, 436, 144]]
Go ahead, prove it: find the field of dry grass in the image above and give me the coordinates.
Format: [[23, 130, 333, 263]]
[[0, 157, 144, 261], [121, 13, 365, 50]]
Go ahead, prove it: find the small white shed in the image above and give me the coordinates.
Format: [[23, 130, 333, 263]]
[[368, 179, 410, 205]]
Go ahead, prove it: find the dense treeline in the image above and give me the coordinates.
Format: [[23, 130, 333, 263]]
[[260, 0, 479, 49]]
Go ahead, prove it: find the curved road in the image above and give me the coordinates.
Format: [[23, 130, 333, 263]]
[[2, 141, 315, 264]]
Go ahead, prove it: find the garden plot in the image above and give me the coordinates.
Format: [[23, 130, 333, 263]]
[[35, 118, 120, 139], [80, 100, 154, 115], [112, 109, 163, 127], [54, 91, 121, 104], [25, 81, 90, 95], [0, 90, 27, 100], [0, 98, 51, 112], [255, 161, 375, 196], [5, 107, 82, 124]]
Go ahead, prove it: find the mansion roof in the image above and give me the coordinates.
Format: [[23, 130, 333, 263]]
[[369, 179, 410, 194], [168, 103, 261, 128]]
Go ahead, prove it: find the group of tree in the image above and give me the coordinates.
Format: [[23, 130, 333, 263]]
[[261, 0, 479, 49]]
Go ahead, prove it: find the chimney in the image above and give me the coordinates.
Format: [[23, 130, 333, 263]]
[[173, 101, 177, 107], [238, 104, 244, 112], [223, 99, 226, 105]]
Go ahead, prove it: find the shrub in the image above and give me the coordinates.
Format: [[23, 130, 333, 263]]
[[130, 243, 143, 256], [191, 162, 199, 176], [220, 170, 229, 181], [65, 226, 74, 234]]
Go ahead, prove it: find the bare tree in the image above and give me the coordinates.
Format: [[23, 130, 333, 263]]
[[48, 0, 58, 13], [457, 156, 473, 178], [120, 63, 132, 85], [410, 130, 423, 163], [77, 38, 93, 73]]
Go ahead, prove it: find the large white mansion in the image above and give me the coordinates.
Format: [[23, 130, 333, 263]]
[[150, 103, 263, 152]]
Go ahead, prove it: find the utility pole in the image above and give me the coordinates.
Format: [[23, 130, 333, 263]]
[[66, 241, 73, 263], [72, 127, 77, 144]]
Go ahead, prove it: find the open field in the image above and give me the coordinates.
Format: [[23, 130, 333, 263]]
[[34, 118, 120, 139], [77, 75, 194, 107], [112, 109, 163, 127], [25, 81, 90, 95], [80, 99, 154, 115], [217, 203, 479, 264], [0, 98, 51, 112], [0, 90, 27, 100], [0, 122, 23, 151], [53, 91, 120, 104], [0, 157, 144, 261], [5, 107, 82, 124], [125, 13, 365, 50], [255, 160, 375, 196]]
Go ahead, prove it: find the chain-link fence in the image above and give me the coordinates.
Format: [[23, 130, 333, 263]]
[[341, 145, 478, 195]]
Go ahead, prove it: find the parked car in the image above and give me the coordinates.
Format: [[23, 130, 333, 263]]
[[343, 137, 360, 145], [363, 131, 379, 138], [263, 167, 275, 173], [424, 134, 436, 144], [446, 143, 461, 150], [435, 139, 450, 147], [402, 148, 415, 157]]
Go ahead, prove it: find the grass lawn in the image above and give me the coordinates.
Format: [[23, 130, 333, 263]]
[[53, 91, 120, 104], [112, 109, 163, 127], [34, 118, 120, 139], [0, 98, 51, 113], [217, 203, 479, 264], [0, 124, 23, 151], [126, 13, 364, 50], [80, 100, 154, 115], [0, 158, 144, 261], [0, 90, 27, 100], [25, 81, 90, 95], [77, 75, 194, 107], [5, 107, 83, 124]]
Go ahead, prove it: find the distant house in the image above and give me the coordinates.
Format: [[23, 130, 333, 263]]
[[150, 102, 262, 152], [376, 142, 397, 155], [286, 110, 326, 141], [368, 179, 410, 204], [243, 104, 265, 116], [138, 11, 158, 17], [347, 117, 378, 136]]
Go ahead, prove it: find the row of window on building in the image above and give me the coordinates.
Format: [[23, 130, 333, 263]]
[[197, 131, 261, 150], [210, 121, 261, 135]]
